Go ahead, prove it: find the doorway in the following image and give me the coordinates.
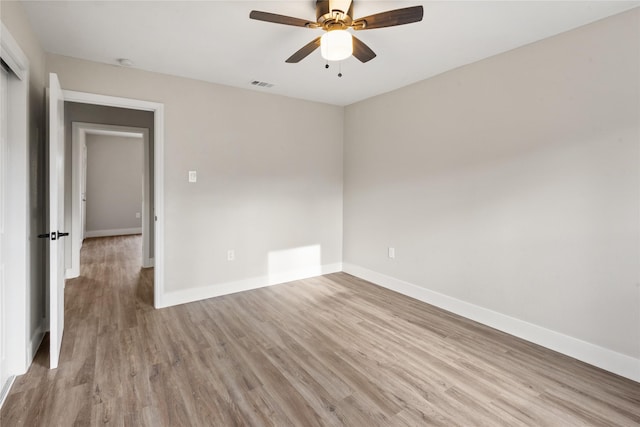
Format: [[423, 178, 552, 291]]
[[69, 123, 152, 275], [61, 90, 165, 308]]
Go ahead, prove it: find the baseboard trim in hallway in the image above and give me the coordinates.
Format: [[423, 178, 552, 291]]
[[84, 227, 142, 238]]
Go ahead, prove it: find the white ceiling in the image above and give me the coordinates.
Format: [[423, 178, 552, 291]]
[[21, 1, 640, 106]]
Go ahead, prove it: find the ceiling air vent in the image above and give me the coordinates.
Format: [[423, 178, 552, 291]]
[[250, 80, 274, 88]]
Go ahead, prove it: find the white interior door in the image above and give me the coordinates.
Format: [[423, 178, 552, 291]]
[[0, 59, 9, 392], [48, 73, 66, 369], [81, 142, 87, 241]]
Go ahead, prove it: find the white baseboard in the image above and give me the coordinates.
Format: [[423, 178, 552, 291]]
[[159, 263, 343, 309], [65, 266, 79, 279], [85, 227, 142, 238], [343, 263, 640, 383], [2, 307, 45, 409], [0, 375, 16, 410]]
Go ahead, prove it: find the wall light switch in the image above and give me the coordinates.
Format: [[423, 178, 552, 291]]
[[188, 170, 197, 183], [135, 212, 141, 219], [388, 247, 396, 259]]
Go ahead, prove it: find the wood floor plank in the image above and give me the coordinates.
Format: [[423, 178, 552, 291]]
[[1, 235, 639, 426]]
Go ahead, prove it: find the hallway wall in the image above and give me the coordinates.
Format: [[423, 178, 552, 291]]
[[85, 134, 143, 236]]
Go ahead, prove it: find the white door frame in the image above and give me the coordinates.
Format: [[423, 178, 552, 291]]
[[69, 123, 153, 277], [62, 90, 165, 308], [0, 22, 32, 390]]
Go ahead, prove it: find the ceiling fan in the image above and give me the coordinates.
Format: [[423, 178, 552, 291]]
[[249, 0, 424, 64]]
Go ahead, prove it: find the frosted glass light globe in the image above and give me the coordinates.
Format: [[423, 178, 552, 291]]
[[320, 30, 353, 61]]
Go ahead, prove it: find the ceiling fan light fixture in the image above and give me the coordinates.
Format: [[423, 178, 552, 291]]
[[320, 30, 352, 61]]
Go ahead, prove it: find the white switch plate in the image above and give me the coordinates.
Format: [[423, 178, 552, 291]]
[[188, 170, 197, 183], [135, 212, 141, 218], [388, 247, 395, 259], [227, 250, 235, 261]]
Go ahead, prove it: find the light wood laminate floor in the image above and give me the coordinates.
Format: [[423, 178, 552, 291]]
[[1, 235, 638, 426]]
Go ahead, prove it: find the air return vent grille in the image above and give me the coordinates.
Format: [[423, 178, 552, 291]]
[[250, 80, 274, 88]]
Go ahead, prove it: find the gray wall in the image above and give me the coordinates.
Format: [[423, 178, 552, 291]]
[[85, 134, 143, 234], [344, 9, 639, 359], [48, 54, 344, 296]]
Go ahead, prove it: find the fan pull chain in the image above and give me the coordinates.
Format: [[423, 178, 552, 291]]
[[323, 61, 343, 77]]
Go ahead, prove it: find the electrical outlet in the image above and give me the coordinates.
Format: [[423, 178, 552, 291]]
[[227, 250, 235, 261], [388, 247, 395, 259]]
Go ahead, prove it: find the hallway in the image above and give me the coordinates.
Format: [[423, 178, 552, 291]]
[[1, 235, 155, 425]]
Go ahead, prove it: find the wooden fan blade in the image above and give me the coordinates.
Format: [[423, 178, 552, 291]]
[[352, 36, 376, 63], [352, 6, 423, 30], [250, 10, 315, 28], [286, 37, 322, 63]]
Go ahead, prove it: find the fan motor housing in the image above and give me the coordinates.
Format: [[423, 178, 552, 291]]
[[316, 0, 354, 30]]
